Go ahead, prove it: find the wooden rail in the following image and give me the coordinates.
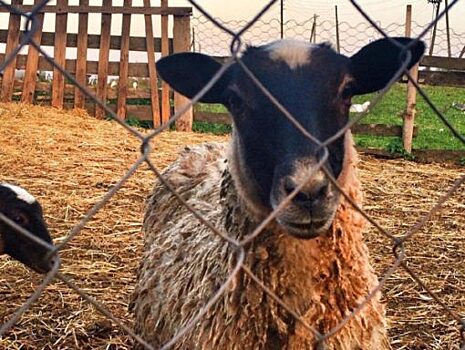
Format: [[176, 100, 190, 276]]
[[0, 1, 192, 127]]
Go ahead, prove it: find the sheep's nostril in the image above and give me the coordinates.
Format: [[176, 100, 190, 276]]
[[283, 178, 296, 196], [282, 177, 330, 207]]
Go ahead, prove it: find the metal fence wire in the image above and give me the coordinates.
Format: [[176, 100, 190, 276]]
[[192, 16, 465, 57], [0, 0, 464, 349]]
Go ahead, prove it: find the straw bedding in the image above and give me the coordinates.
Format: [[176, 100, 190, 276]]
[[0, 103, 463, 349]]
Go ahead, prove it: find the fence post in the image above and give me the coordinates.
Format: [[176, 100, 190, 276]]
[[173, 14, 193, 131], [51, 0, 68, 108], [335, 5, 340, 53], [445, 0, 451, 58], [95, 0, 112, 119], [403, 4, 418, 153], [0, 0, 21, 103], [428, 2, 440, 56], [74, 0, 89, 109], [160, 0, 171, 125], [116, 0, 132, 120], [21, 0, 44, 104], [142, 0, 161, 127]]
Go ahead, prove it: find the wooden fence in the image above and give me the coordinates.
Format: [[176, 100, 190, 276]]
[[0, 1, 193, 130], [0, 3, 464, 140]]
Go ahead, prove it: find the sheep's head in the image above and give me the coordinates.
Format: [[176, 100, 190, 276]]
[[157, 38, 424, 239], [0, 184, 54, 273]]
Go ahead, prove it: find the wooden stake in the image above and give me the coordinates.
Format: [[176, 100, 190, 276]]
[[21, 0, 44, 104], [74, 0, 89, 109], [51, 0, 68, 108], [1, 0, 21, 103], [143, 0, 161, 127], [117, 0, 132, 120], [335, 6, 340, 53], [95, 0, 112, 119], [160, 0, 170, 125], [403, 4, 418, 153], [173, 15, 192, 131], [445, 0, 451, 58]]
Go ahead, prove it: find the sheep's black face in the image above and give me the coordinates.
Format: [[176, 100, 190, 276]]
[[156, 37, 425, 239], [223, 42, 351, 238], [0, 184, 54, 273]]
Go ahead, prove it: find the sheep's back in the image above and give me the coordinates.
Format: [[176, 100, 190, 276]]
[[131, 142, 236, 348]]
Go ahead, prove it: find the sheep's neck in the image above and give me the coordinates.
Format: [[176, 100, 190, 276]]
[[221, 165, 378, 341]]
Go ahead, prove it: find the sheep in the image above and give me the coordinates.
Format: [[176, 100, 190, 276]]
[[0, 183, 54, 273], [131, 37, 425, 349]]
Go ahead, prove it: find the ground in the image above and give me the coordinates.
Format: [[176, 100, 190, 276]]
[[0, 103, 464, 349]]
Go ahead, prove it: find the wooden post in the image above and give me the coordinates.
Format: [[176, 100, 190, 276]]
[[403, 4, 418, 153], [116, 0, 132, 120], [428, 2, 440, 57], [460, 46, 465, 58], [309, 19, 315, 43], [21, 0, 44, 103], [445, 0, 451, 58], [335, 6, 340, 53], [74, 0, 89, 109], [173, 15, 192, 132], [1, 0, 21, 103], [95, 0, 112, 119], [313, 14, 317, 43], [160, 0, 170, 125], [51, 0, 68, 108], [143, 0, 161, 127]]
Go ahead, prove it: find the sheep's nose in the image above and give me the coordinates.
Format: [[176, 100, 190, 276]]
[[282, 176, 330, 208]]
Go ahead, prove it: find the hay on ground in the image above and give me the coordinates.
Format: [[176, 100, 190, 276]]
[[0, 103, 463, 349]]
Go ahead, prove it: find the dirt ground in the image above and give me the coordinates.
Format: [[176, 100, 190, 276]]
[[0, 103, 464, 349]]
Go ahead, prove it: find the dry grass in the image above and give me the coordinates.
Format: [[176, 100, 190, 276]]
[[0, 103, 463, 349]]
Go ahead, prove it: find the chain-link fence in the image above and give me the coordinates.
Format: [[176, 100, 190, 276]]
[[1, 0, 464, 349], [192, 16, 465, 57]]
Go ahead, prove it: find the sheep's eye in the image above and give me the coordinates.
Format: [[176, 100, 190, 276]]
[[11, 211, 28, 226]]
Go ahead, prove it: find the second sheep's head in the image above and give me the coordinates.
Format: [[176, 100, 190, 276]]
[[0, 183, 55, 273]]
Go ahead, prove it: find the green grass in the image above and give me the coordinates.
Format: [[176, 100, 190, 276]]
[[351, 84, 465, 151], [193, 121, 232, 135], [194, 83, 465, 152]]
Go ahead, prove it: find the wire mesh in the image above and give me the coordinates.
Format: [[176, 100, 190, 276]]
[[192, 16, 465, 58], [0, 0, 464, 349]]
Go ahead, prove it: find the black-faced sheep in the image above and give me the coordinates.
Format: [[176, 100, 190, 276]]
[[131, 38, 425, 349], [0, 183, 54, 273]]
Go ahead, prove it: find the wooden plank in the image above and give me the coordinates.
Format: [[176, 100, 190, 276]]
[[83, 103, 155, 121], [143, 0, 161, 127], [358, 148, 465, 164], [21, 0, 45, 103], [95, 0, 112, 119], [0, 5, 192, 15], [173, 15, 193, 131], [160, 0, 170, 125], [1, 0, 21, 103], [51, 0, 68, 108], [421, 56, 465, 71], [419, 70, 465, 87], [193, 111, 417, 137], [116, 0, 132, 120], [0, 53, 154, 77], [0, 30, 173, 53], [353, 123, 418, 137], [5, 79, 163, 100], [74, 0, 89, 109]]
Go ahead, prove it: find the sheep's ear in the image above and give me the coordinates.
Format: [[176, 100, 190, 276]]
[[350, 37, 425, 95], [156, 53, 231, 104]]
